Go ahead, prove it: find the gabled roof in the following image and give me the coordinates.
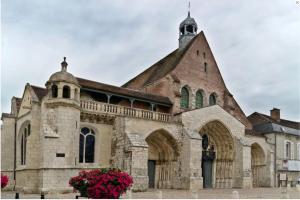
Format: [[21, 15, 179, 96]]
[[77, 77, 172, 106], [248, 112, 300, 130], [31, 85, 48, 101], [14, 97, 22, 113], [122, 32, 202, 88]]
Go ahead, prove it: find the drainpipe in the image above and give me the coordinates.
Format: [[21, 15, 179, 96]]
[[13, 119, 17, 190]]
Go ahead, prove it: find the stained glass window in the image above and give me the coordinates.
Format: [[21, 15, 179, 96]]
[[196, 90, 203, 108], [180, 87, 189, 109], [79, 127, 95, 163]]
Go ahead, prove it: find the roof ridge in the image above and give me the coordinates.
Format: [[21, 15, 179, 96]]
[[122, 32, 203, 88], [256, 112, 300, 123], [122, 49, 178, 87], [30, 84, 46, 90]]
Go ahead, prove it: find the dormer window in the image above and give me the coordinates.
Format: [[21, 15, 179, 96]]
[[63, 85, 70, 98]]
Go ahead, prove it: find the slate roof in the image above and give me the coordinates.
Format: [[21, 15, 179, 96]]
[[77, 77, 172, 106], [122, 32, 203, 88], [248, 112, 300, 130]]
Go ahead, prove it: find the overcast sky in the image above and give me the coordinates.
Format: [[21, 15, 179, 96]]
[[1, 0, 300, 121]]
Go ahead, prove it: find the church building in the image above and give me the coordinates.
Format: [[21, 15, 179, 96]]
[[3, 11, 298, 193]]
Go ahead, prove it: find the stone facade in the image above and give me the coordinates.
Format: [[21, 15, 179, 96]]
[[2, 11, 295, 194]]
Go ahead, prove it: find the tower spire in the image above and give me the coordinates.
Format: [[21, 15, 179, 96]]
[[178, 3, 198, 50], [188, 1, 190, 17]]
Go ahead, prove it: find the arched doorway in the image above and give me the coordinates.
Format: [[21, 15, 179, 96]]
[[199, 120, 234, 188], [146, 129, 179, 189], [251, 143, 266, 187]]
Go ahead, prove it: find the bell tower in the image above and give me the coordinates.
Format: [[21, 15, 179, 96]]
[[178, 6, 198, 50]]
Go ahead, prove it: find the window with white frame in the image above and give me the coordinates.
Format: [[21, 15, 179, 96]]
[[284, 140, 294, 160], [79, 127, 95, 163]]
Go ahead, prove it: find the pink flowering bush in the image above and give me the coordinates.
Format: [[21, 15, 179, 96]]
[[1, 174, 9, 189], [69, 168, 133, 199]]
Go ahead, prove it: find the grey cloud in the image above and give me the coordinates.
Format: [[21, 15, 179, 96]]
[[1, 0, 300, 121]]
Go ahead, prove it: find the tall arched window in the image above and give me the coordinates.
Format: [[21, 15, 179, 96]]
[[209, 93, 217, 106], [20, 124, 30, 165], [180, 87, 189, 109], [63, 85, 70, 98], [196, 90, 204, 108], [51, 85, 58, 98], [79, 127, 95, 163]]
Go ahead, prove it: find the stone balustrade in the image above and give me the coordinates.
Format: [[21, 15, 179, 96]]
[[80, 100, 172, 123]]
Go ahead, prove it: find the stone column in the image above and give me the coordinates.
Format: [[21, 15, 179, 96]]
[[242, 144, 252, 188], [232, 137, 252, 188], [130, 146, 148, 192], [181, 129, 203, 190]]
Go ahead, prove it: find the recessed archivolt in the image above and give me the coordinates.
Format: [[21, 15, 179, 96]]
[[146, 129, 179, 161], [199, 120, 234, 161], [199, 120, 234, 188], [251, 143, 266, 166]]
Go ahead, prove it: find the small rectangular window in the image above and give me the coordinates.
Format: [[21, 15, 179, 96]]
[[56, 153, 65, 157], [203, 52, 206, 58], [204, 62, 207, 72], [285, 142, 291, 159], [196, 50, 199, 56]]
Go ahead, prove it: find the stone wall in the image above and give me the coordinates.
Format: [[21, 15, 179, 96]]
[[1, 116, 15, 189]]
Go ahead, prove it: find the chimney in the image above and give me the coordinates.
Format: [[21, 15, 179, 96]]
[[270, 108, 280, 121]]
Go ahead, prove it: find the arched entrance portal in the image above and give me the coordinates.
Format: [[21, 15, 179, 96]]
[[251, 143, 266, 187], [199, 121, 234, 188], [146, 129, 179, 189]]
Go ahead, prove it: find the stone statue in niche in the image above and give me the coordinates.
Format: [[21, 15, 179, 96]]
[[43, 109, 59, 138]]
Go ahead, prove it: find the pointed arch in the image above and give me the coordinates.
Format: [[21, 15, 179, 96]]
[[199, 120, 234, 188], [146, 129, 179, 189], [251, 143, 266, 187], [18, 121, 31, 166]]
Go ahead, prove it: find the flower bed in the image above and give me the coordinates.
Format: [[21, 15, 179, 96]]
[[69, 168, 133, 199], [1, 174, 9, 189]]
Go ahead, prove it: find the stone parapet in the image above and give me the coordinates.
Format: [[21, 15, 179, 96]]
[[81, 100, 173, 123]]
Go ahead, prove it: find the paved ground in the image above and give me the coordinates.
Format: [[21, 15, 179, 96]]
[[1, 187, 300, 199]]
